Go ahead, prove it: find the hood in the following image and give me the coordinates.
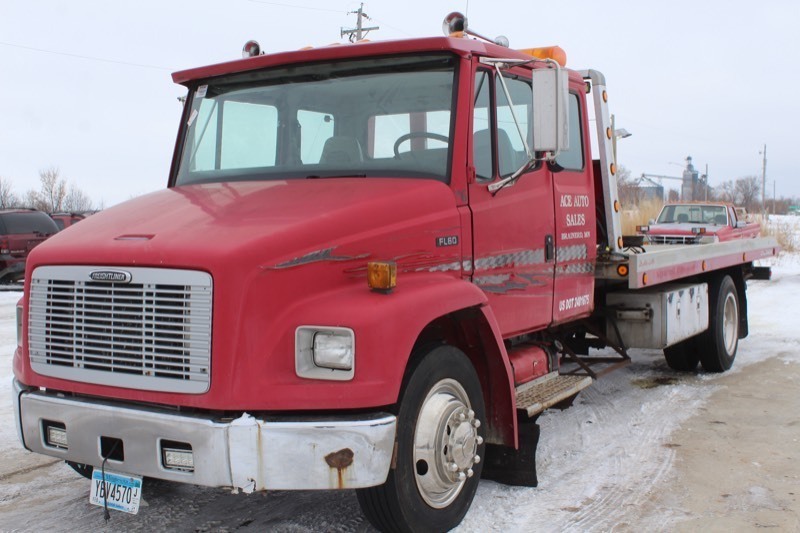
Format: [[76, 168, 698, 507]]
[[29, 178, 458, 273]]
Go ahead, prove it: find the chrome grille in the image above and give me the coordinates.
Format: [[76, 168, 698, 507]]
[[29, 266, 212, 394], [648, 235, 698, 245]]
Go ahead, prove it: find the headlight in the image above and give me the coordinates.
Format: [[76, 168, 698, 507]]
[[295, 326, 355, 381]]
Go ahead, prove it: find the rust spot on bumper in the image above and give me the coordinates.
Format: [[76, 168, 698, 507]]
[[325, 448, 354, 489]]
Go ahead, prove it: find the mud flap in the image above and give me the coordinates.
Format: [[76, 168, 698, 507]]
[[481, 418, 540, 487]]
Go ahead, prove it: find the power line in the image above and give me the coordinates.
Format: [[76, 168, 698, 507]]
[[341, 3, 379, 42], [247, 0, 344, 14], [0, 41, 172, 71]]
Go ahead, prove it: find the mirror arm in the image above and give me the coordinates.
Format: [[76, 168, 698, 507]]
[[493, 63, 533, 160]]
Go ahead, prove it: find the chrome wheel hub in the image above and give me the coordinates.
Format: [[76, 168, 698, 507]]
[[413, 378, 482, 509], [722, 291, 738, 355]]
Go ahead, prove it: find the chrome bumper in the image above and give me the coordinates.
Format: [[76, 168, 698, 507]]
[[12, 379, 396, 491]]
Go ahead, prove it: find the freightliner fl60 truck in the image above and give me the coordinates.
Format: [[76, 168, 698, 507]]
[[12, 13, 778, 531]]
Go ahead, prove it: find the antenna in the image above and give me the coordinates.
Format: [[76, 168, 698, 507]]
[[341, 3, 379, 42]]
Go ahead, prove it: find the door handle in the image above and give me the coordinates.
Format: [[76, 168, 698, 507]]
[[545, 235, 555, 262]]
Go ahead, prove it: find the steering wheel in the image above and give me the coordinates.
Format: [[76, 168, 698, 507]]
[[393, 132, 450, 157]]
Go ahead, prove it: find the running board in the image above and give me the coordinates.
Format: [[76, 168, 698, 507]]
[[515, 373, 593, 417]]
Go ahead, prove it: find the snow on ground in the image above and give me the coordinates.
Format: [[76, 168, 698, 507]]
[[0, 219, 798, 531]]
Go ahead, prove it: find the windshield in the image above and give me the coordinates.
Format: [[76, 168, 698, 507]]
[[656, 204, 728, 225], [175, 55, 457, 185]]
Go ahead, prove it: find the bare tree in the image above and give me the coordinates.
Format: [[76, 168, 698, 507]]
[[22, 189, 46, 211], [63, 184, 95, 212], [0, 177, 19, 209], [734, 176, 761, 212], [616, 166, 640, 205], [716, 180, 737, 204], [38, 167, 68, 212]]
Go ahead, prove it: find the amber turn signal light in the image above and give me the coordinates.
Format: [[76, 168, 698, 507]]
[[367, 261, 397, 292]]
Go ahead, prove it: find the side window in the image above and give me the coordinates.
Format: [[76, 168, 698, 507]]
[[496, 77, 532, 177], [555, 94, 584, 171], [298, 110, 334, 164], [473, 70, 492, 180]]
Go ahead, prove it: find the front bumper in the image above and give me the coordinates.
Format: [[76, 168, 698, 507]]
[[12, 379, 396, 491]]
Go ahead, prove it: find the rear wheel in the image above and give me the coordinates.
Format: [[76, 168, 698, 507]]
[[664, 336, 701, 371], [357, 345, 485, 532], [700, 275, 739, 372]]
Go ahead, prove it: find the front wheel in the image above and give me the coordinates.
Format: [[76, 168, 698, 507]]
[[357, 345, 485, 532], [700, 275, 739, 372]]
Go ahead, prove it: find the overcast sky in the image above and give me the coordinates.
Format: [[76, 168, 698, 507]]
[[1, 0, 798, 207]]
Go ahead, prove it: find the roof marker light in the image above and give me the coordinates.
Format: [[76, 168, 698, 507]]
[[517, 46, 567, 67]]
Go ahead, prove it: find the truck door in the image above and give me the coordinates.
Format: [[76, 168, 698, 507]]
[[551, 88, 597, 324], [468, 67, 556, 336]]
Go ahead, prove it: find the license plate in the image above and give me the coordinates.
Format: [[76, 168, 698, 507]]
[[89, 469, 143, 515]]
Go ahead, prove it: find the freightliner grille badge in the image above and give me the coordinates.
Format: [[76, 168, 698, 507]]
[[89, 270, 132, 283]]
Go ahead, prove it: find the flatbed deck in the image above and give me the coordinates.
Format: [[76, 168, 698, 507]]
[[597, 236, 779, 289]]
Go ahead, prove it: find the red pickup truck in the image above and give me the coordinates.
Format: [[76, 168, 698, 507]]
[[639, 203, 761, 245]]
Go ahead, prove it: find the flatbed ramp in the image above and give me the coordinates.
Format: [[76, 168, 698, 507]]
[[515, 373, 593, 417]]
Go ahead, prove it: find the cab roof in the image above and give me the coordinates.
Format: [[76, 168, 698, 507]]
[[171, 36, 533, 85]]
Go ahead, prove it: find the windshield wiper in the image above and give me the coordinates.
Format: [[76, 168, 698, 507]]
[[305, 174, 367, 179]]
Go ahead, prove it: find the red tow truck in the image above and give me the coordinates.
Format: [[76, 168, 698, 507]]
[[639, 202, 761, 244], [12, 13, 778, 531]]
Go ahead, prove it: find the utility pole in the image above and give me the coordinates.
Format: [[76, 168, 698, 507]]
[[760, 144, 767, 219], [341, 3, 379, 42]]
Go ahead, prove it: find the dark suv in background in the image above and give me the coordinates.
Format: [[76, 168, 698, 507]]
[[0, 209, 59, 283]]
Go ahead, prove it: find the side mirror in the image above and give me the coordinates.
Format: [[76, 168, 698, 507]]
[[648, 219, 656, 225], [531, 67, 569, 156], [736, 220, 747, 228]]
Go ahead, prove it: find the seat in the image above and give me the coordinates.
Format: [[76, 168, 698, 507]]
[[677, 213, 689, 223], [320, 137, 363, 165]]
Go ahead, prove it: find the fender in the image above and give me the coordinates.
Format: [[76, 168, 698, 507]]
[[255, 272, 516, 420]]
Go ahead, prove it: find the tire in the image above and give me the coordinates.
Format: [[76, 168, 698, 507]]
[[66, 461, 93, 479], [664, 336, 701, 371], [700, 275, 739, 372], [356, 345, 486, 532]]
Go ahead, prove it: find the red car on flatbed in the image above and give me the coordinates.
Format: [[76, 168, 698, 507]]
[[639, 202, 761, 245]]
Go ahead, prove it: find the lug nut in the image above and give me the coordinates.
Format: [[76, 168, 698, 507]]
[[448, 462, 459, 472], [458, 412, 466, 422], [476, 436, 484, 445], [472, 419, 481, 428], [467, 468, 474, 478], [457, 472, 466, 481], [467, 409, 475, 420], [473, 454, 481, 464]]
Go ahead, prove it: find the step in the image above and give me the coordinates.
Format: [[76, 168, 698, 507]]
[[515, 373, 593, 417]]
